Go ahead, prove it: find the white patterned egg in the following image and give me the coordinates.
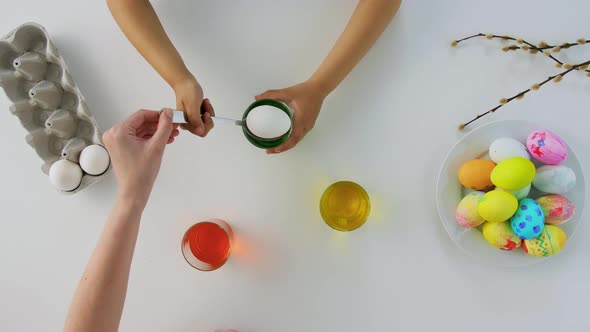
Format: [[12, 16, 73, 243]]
[[489, 137, 530, 163], [533, 165, 576, 194]]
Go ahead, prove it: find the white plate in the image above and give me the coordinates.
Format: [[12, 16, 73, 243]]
[[436, 120, 586, 267]]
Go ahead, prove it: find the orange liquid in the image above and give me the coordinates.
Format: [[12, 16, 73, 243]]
[[183, 222, 230, 269]]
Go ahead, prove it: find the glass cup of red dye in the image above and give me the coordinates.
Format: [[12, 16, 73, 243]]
[[181, 219, 233, 271]]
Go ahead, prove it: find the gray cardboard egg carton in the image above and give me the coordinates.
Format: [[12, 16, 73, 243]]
[[0, 23, 108, 194]]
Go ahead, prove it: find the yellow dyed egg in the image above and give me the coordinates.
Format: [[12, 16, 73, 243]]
[[482, 221, 522, 250], [458, 159, 496, 191], [478, 190, 518, 222], [523, 225, 567, 257], [491, 157, 536, 190]]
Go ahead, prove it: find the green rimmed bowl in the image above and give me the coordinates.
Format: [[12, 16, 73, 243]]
[[242, 99, 293, 149]]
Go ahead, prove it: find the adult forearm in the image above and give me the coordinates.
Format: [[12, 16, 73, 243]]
[[309, 0, 401, 96], [107, 0, 192, 88], [64, 195, 144, 332]]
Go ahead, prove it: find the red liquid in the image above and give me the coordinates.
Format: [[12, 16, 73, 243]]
[[183, 222, 230, 269]]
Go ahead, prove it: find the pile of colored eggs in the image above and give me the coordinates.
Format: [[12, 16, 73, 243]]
[[456, 129, 577, 258]]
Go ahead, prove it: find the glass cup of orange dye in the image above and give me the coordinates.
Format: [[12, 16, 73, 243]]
[[181, 219, 233, 271]]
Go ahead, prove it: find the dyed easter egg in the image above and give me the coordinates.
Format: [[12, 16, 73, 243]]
[[533, 165, 576, 194], [489, 137, 530, 164], [482, 221, 522, 250], [510, 198, 545, 240], [496, 184, 531, 201], [523, 225, 567, 257], [478, 190, 518, 223], [458, 159, 496, 191], [490, 157, 536, 190], [527, 130, 567, 165], [455, 191, 485, 228], [536, 195, 576, 225]]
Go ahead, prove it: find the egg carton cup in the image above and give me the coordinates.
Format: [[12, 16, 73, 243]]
[[0, 22, 109, 194]]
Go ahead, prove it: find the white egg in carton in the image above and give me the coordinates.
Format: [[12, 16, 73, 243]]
[[0, 23, 110, 193]]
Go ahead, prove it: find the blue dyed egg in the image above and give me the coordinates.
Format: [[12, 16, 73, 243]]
[[510, 198, 545, 240]]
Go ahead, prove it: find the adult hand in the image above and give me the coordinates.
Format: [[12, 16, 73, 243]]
[[255, 80, 326, 154], [173, 75, 215, 137], [103, 109, 180, 206]]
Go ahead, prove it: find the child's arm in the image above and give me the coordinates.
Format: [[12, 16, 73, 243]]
[[308, 0, 402, 96], [107, 0, 214, 137], [256, 0, 401, 154]]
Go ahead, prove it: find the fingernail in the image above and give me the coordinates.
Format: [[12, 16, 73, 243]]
[[164, 109, 173, 118], [197, 126, 204, 134]]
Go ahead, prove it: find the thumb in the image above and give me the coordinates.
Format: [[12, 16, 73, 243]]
[[151, 108, 174, 147], [184, 98, 205, 136], [255, 89, 290, 103]]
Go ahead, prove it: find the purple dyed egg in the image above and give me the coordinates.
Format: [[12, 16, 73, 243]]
[[527, 130, 567, 165]]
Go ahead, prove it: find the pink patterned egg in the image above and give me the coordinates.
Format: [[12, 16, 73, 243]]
[[536, 195, 576, 225], [527, 130, 567, 165], [456, 191, 485, 228]]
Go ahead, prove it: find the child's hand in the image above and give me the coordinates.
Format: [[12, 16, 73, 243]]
[[173, 75, 215, 137], [103, 109, 180, 207], [255, 81, 326, 154]]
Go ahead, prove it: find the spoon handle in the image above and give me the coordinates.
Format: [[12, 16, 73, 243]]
[[170, 109, 188, 124], [167, 109, 244, 126], [210, 116, 244, 127]]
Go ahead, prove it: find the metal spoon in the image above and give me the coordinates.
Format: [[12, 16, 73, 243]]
[[168, 108, 282, 141]]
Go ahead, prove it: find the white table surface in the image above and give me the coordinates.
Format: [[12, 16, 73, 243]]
[[1, 0, 590, 331]]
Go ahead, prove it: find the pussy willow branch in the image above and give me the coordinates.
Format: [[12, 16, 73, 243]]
[[453, 33, 588, 50], [452, 33, 590, 72], [501, 44, 590, 72], [458, 59, 590, 130]]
